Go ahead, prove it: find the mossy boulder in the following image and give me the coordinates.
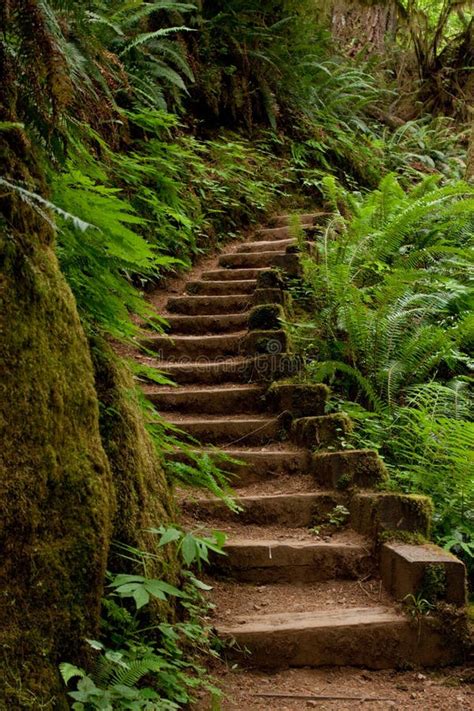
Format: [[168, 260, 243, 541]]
[[0, 221, 113, 707], [313, 449, 388, 489], [291, 413, 352, 449], [266, 382, 329, 417], [240, 329, 290, 356], [256, 269, 285, 290], [350, 492, 433, 539], [248, 304, 284, 331]]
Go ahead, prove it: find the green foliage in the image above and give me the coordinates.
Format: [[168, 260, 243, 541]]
[[294, 173, 474, 569], [60, 526, 225, 709]]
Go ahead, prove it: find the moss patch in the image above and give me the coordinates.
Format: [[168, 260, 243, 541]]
[[0, 218, 113, 706]]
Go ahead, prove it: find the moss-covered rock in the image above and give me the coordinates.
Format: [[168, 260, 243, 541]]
[[256, 269, 285, 290], [240, 329, 290, 356], [313, 449, 388, 489], [266, 382, 330, 417], [291, 413, 353, 448], [350, 492, 433, 539], [0, 218, 113, 707], [252, 287, 288, 306], [248, 304, 285, 331]]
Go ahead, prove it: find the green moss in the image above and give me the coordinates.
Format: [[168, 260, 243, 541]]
[[91, 340, 178, 587], [379, 530, 428, 545], [419, 563, 447, 604], [248, 304, 285, 331], [0, 215, 113, 706]]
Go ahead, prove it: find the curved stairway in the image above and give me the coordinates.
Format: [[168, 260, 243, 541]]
[[141, 213, 467, 671]]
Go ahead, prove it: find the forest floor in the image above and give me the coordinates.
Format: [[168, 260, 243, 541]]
[[196, 663, 474, 710]]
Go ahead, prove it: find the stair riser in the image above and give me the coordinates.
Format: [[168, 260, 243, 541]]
[[214, 545, 373, 583], [164, 314, 249, 335], [236, 239, 294, 254], [202, 269, 266, 281], [210, 451, 311, 487], [141, 334, 244, 359], [186, 280, 257, 295], [159, 354, 302, 386], [172, 419, 283, 446], [219, 253, 286, 269], [167, 296, 251, 315], [185, 493, 340, 526], [268, 213, 323, 228], [147, 387, 265, 415], [219, 620, 461, 669]]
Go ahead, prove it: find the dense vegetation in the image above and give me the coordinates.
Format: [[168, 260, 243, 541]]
[[0, 0, 472, 707]]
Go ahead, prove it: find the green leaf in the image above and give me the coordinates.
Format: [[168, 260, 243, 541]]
[[59, 663, 86, 685], [181, 534, 198, 566], [133, 586, 150, 609]]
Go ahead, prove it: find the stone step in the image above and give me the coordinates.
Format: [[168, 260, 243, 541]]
[[219, 251, 286, 270], [184, 492, 340, 526], [268, 212, 325, 228], [201, 268, 266, 281], [186, 279, 257, 295], [163, 313, 249, 335], [165, 415, 284, 446], [217, 606, 458, 669], [167, 294, 251, 315], [215, 539, 373, 583], [187, 447, 312, 486], [145, 384, 266, 415], [141, 332, 245, 359], [253, 225, 312, 241], [235, 238, 294, 254], [156, 353, 301, 385]]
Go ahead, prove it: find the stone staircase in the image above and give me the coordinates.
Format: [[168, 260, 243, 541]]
[[141, 212, 468, 671]]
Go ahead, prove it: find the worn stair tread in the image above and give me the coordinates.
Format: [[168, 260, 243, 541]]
[[213, 538, 374, 584], [201, 268, 267, 281], [236, 238, 295, 253], [183, 491, 342, 527], [163, 312, 250, 335], [186, 279, 257, 295], [268, 212, 325, 228], [211, 578, 395, 625], [144, 383, 266, 415], [218, 606, 401, 634], [140, 331, 246, 358], [152, 356, 257, 384], [167, 294, 251, 315], [146, 383, 264, 394]]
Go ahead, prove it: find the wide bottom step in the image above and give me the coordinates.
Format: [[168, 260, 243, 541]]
[[217, 607, 461, 669]]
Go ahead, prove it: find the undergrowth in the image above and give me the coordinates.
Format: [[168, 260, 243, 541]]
[[290, 174, 474, 576], [60, 526, 226, 709]]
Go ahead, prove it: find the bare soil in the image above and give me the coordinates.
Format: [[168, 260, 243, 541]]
[[194, 664, 474, 710], [206, 580, 395, 624]]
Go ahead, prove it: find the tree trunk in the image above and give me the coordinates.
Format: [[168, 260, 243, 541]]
[[0, 135, 114, 707]]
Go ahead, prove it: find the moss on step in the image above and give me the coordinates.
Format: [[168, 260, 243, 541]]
[[241, 329, 290, 355], [351, 493, 433, 539], [266, 382, 330, 417], [313, 449, 388, 489], [256, 269, 285, 290], [0, 210, 113, 706], [248, 304, 285, 331], [291, 413, 353, 448]]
